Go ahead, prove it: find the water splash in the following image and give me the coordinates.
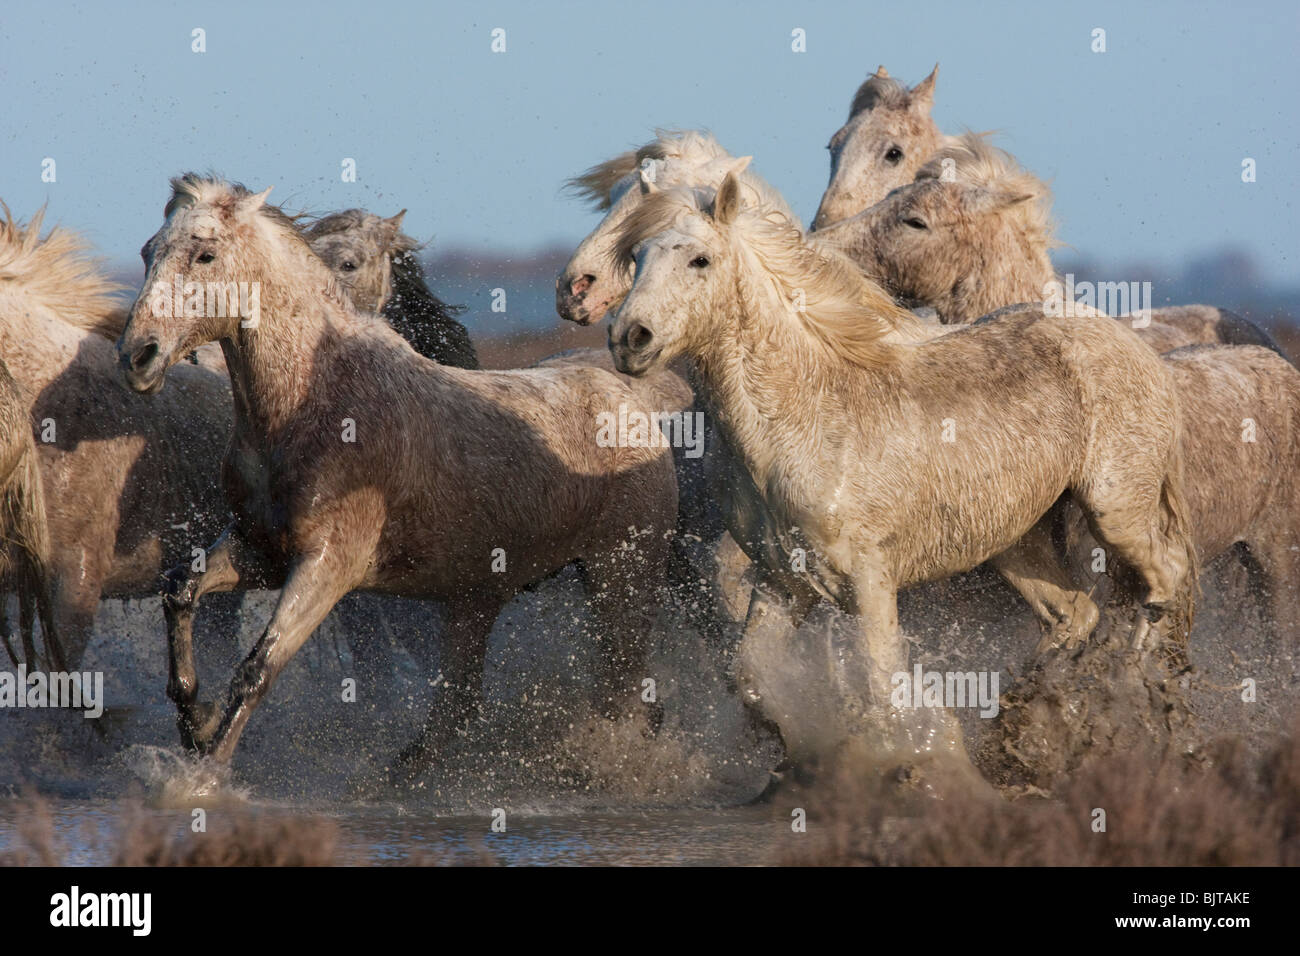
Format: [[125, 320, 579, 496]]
[[122, 745, 250, 808]]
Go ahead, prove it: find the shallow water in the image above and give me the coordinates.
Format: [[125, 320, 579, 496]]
[[0, 798, 782, 866], [2, 555, 1294, 867]]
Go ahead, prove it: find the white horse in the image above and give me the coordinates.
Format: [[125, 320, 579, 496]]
[[810, 65, 951, 230], [607, 171, 1196, 772], [557, 129, 798, 325]]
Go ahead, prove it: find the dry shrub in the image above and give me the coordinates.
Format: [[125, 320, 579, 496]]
[[0, 792, 58, 866], [779, 724, 1300, 866], [112, 805, 340, 866]]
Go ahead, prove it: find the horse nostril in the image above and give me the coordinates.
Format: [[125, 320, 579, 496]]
[[627, 323, 653, 352], [570, 274, 596, 298], [131, 341, 159, 371]]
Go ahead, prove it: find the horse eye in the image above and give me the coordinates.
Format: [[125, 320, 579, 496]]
[[904, 217, 928, 230], [885, 146, 904, 164], [689, 255, 710, 268], [196, 251, 215, 264], [341, 261, 358, 271]]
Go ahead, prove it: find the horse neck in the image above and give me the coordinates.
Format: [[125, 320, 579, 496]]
[[947, 231, 1056, 322], [220, 268, 341, 440], [692, 279, 886, 488]]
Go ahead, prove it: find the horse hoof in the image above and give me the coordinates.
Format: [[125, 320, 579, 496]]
[[177, 700, 222, 752]]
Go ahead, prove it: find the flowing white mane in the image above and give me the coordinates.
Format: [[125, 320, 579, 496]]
[[615, 183, 910, 367], [568, 129, 799, 225], [0, 203, 127, 339]]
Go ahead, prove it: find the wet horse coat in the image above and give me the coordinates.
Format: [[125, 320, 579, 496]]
[[117, 176, 678, 771]]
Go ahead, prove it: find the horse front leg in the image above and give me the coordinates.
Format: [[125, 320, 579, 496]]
[[199, 547, 362, 764], [850, 565, 985, 789], [732, 573, 817, 752], [162, 524, 281, 751]]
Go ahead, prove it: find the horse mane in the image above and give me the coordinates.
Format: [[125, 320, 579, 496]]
[[0, 202, 127, 340], [565, 129, 732, 210], [918, 133, 1061, 255], [300, 208, 477, 367], [299, 207, 376, 242], [613, 187, 911, 369], [384, 244, 478, 368], [848, 69, 910, 117], [168, 172, 309, 241], [166, 174, 353, 318]]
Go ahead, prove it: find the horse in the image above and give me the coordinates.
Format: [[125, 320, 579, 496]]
[[301, 204, 740, 620], [814, 101, 1285, 352], [556, 134, 951, 628], [0, 355, 65, 671], [0, 203, 236, 667], [810, 65, 949, 231], [557, 129, 797, 326], [831, 136, 1300, 644], [302, 209, 479, 369], [115, 175, 678, 774], [606, 171, 1196, 769]]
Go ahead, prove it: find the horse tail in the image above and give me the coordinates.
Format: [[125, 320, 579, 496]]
[[3, 443, 65, 671], [1215, 308, 1294, 366]]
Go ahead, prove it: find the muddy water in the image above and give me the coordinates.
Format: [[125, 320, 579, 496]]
[[1, 554, 1295, 865]]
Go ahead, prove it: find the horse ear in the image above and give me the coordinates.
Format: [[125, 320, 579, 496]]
[[247, 186, 274, 209], [714, 171, 743, 226], [728, 156, 753, 178], [976, 186, 1034, 213], [385, 209, 407, 230], [911, 64, 939, 110], [874, 65, 889, 78]]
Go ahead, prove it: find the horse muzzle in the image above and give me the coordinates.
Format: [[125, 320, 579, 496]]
[[555, 271, 597, 324], [608, 319, 661, 376], [117, 336, 170, 394]]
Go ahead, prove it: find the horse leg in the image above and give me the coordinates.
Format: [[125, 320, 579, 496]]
[[200, 548, 362, 763], [393, 597, 499, 777], [1079, 479, 1193, 650], [732, 575, 817, 750], [990, 514, 1101, 655], [1251, 530, 1300, 644], [162, 525, 281, 751], [848, 565, 974, 771], [17, 589, 36, 667], [582, 542, 667, 723], [48, 576, 99, 671]]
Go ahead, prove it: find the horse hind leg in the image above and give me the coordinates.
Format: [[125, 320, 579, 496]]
[[989, 510, 1101, 655], [163, 525, 282, 751], [392, 597, 499, 778], [1249, 528, 1300, 644], [1078, 473, 1194, 652]]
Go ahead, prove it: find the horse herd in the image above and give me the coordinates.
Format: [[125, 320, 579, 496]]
[[1, 64, 1296, 789]]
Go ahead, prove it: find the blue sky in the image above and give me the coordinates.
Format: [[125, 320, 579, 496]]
[[2, 0, 1296, 281]]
